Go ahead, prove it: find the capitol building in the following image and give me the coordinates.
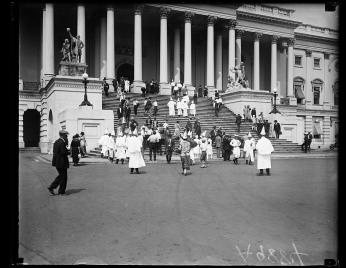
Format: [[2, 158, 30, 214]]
[[18, 3, 338, 152]]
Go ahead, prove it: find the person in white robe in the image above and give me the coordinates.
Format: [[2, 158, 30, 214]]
[[206, 136, 213, 160], [167, 97, 176, 116], [176, 99, 182, 116], [230, 135, 241, 164], [126, 129, 146, 174], [98, 129, 109, 158], [182, 100, 189, 117], [189, 101, 196, 117], [115, 131, 127, 164], [106, 130, 116, 162], [256, 127, 274, 175], [243, 132, 256, 165], [193, 135, 201, 159]]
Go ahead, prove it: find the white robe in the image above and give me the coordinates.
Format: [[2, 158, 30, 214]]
[[177, 101, 182, 115], [243, 139, 256, 162], [106, 137, 116, 158], [182, 102, 189, 117], [230, 139, 241, 158], [189, 104, 196, 116], [167, 101, 175, 116], [126, 136, 146, 168], [206, 138, 213, 159], [115, 136, 127, 159], [256, 137, 274, 169], [98, 135, 110, 156]]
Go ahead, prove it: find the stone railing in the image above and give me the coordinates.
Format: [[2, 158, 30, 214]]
[[296, 24, 338, 39], [239, 4, 294, 17]]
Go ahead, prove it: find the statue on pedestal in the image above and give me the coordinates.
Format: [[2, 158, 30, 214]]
[[228, 62, 249, 90], [67, 28, 84, 63], [61, 39, 71, 62]]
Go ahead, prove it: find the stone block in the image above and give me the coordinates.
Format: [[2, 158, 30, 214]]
[[159, 83, 172, 95], [58, 61, 88, 77]]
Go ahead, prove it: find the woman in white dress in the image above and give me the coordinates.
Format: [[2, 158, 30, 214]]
[[167, 97, 176, 116], [115, 131, 127, 164], [106, 130, 116, 162], [193, 135, 201, 159], [98, 129, 109, 158], [182, 100, 189, 117], [126, 129, 146, 174], [230, 135, 241, 164], [189, 101, 196, 117]]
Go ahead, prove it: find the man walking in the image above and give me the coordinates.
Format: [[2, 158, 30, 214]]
[[273, 120, 281, 139], [165, 134, 175, 164], [147, 130, 158, 161], [215, 134, 222, 158], [236, 114, 242, 133], [48, 130, 70, 195]]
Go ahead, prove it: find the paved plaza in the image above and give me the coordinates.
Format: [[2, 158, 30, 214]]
[[19, 152, 337, 265]]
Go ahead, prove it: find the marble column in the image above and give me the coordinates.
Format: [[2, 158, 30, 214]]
[[133, 5, 146, 93], [215, 32, 222, 91], [173, 28, 181, 83], [100, 17, 107, 80], [159, 8, 171, 95], [227, 20, 236, 79], [41, 6, 46, 83], [305, 50, 312, 106], [271, 35, 278, 91], [253, 32, 262, 91], [184, 12, 195, 96], [235, 30, 244, 66], [287, 38, 296, 104], [45, 3, 54, 76], [323, 53, 330, 109], [106, 7, 115, 82], [207, 16, 217, 97], [77, 4, 86, 63]]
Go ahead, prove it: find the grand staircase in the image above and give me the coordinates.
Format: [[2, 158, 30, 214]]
[[88, 92, 301, 157]]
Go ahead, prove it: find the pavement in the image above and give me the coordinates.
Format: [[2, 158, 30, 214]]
[[19, 151, 337, 265], [37, 150, 337, 165]]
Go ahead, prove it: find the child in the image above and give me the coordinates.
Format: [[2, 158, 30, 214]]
[[200, 138, 208, 168]]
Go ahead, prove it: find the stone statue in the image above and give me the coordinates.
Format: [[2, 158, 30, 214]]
[[61, 39, 71, 62], [67, 28, 84, 63], [229, 62, 248, 89]]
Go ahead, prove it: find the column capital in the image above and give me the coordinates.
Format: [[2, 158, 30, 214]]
[[207, 16, 217, 26], [134, 4, 144, 15], [254, 32, 262, 41], [271, 35, 279, 43], [324, 53, 330, 60], [305, 50, 312, 57], [107, 6, 114, 11], [236, 29, 244, 38], [160, 7, 171, 19], [184, 11, 194, 22], [287, 38, 295, 46], [226, 19, 237, 30]]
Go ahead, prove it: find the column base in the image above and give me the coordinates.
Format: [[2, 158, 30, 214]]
[[185, 85, 196, 97], [287, 96, 297, 106], [207, 86, 216, 99], [159, 83, 172, 95], [132, 81, 146, 94]]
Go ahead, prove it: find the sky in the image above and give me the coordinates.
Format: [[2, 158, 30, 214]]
[[275, 3, 339, 30]]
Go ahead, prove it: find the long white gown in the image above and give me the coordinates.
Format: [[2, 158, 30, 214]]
[[256, 136, 274, 169], [243, 139, 256, 162], [230, 139, 241, 158], [167, 100, 175, 116], [126, 136, 146, 168], [115, 136, 127, 159], [98, 134, 109, 156]]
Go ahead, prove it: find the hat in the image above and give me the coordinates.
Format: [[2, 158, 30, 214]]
[[260, 127, 266, 136], [248, 132, 252, 138], [111, 130, 115, 136], [59, 129, 69, 135]]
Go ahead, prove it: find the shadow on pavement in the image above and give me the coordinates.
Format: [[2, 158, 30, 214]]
[[64, 188, 86, 195]]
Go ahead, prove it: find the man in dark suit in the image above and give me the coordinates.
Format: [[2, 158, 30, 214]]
[[307, 132, 313, 152], [273, 120, 281, 139], [165, 134, 175, 163], [48, 130, 70, 195], [209, 126, 217, 144]]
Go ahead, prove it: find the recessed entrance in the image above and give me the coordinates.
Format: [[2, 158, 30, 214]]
[[116, 63, 134, 83], [23, 109, 40, 147]]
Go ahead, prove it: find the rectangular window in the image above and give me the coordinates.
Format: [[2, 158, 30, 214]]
[[294, 56, 302, 66], [312, 118, 323, 139], [313, 87, 320, 105], [314, 58, 320, 68]]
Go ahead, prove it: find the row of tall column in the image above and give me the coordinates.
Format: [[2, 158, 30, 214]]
[[40, 4, 296, 97]]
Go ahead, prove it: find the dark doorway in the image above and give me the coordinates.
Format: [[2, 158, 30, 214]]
[[23, 109, 40, 147], [117, 63, 134, 83]]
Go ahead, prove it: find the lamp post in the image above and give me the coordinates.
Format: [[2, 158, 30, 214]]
[[269, 88, 280, 114], [80, 72, 93, 106]]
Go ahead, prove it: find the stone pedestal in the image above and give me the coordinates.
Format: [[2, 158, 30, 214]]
[[58, 107, 114, 152], [59, 61, 88, 76], [132, 80, 146, 94], [159, 83, 172, 95]]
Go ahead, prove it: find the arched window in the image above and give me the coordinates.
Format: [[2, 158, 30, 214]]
[[311, 79, 323, 105], [333, 81, 338, 106], [294, 77, 305, 104]]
